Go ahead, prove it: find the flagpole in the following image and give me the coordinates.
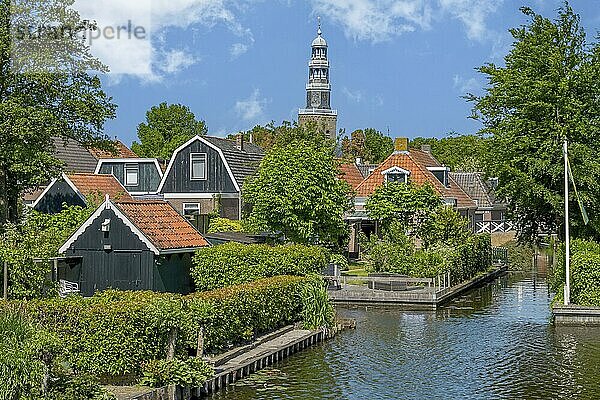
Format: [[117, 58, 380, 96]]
[[564, 139, 571, 306]]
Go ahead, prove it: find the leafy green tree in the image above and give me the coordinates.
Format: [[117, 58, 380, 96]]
[[0, 204, 93, 299], [0, 0, 117, 223], [419, 206, 470, 248], [410, 134, 492, 173], [243, 136, 351, 246], [467, 4, 600, 242], [365, 182, 442, 230], [341, 128, 394, 164], [132, 102, 208, 160], [231, 120, 334, 153]]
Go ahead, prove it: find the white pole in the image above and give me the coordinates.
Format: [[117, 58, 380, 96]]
[[564, 139, 571, 306]]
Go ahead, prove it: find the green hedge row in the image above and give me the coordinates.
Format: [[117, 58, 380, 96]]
[[191, 243, 330, 291], [2, 276, 327, 380], [552, 239, 600, 306], [366, 234, 492, 282]]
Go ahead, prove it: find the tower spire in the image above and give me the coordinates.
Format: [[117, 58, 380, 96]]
[[317, 16, 322, 36]]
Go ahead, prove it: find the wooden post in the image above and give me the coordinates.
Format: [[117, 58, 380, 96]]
[[3, 261, 7, 300], [166, 327, 178, 361], [197, 327, 204, 357]]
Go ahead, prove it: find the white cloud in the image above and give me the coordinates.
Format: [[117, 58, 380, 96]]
[[230, 43, 250, 59], [342, 87, 363, 103], [72, 0, 255, 82], [311, 0, 501, 43], [235, 89, 268, 121], [453, 74, 480, 94]]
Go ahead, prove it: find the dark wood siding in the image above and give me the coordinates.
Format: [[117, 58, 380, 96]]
[[34, 180, 85, 214], [161, 140, 237, 194], [98, 161, 161, 193], [153, 253, 194, 294]]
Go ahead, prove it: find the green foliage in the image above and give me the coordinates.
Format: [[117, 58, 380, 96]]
[[207, 218, 243, 233], [191, 243, 330, 291], [0, 205, 94, 299], [551, 239, 600, 306], [330, 253, 349, 271], [419, 206, 470, 248], [0, 309, 109, 400], [410, 135, 491, 174], [0, 0, 117, 223], [4, 276, 332, 381], [365, 182, 441, 229], [131, 102, 208, 160], [341, 128, 394, 164], [140, 358, 213, 388], [244, 141, 351, 246], [502, 240, 535, 271], [467, 4, 600, 243], [301, 275, 334, 330]]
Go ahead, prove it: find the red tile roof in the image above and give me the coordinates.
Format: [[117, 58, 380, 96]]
[[67, 174, 133, 201], [338, 162, 365, 190], [90, 140, 138, 159], [355, 150, 475, 209], [115, 201, 209, 250]]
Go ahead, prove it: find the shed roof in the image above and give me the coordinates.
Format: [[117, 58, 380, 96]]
[[67, 173, 133, 201], [115, 201, 209, 250]]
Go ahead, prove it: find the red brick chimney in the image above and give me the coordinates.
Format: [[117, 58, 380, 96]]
[[236, 133, 244, 151]]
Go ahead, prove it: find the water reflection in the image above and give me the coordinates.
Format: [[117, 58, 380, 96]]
[[211, 272, 600, 400]]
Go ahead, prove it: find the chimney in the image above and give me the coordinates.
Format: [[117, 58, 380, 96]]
[[235, 133, 244, 151], [393, 137, 409, 154], [421, 144, 432, 153]]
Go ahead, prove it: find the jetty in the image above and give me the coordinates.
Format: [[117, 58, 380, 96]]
[[328, 266, 508, 309]]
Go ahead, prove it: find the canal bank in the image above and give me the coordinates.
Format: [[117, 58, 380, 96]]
[[210, 271, 600, 400]]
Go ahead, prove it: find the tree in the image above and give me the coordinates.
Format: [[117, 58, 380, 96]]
[[467, 4, 600, 242], [341, 128, 394, 164], [410, 134, 492, 173], [365, 182, 442, 230], [0, 0, 117, 223], [230, 120, 334, 153], [243, 134, 351, 246], [132, 102, 208, 160]]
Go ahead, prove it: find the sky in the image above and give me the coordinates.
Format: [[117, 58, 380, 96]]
[[71, 0, 600, 147]]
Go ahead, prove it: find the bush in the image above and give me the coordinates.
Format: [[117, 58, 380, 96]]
[[140, 358, 213, 387], [191, 243, 330, 291], [301, 275, 335, 330], [4, 276, 331, 380], [552, 239, 600, 307], [207, 218, 243, 233]]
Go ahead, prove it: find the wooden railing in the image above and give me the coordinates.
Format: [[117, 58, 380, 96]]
[[475, 220, 516, 234], [327, 272, 452, 293]]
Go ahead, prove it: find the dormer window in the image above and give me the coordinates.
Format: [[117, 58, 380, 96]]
[[381, 166, 410, 184], [125, 164, 139, 186], [427, 166, 450, 187], [190, 153, 207, 180]]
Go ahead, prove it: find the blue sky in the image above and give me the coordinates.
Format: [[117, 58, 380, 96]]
[[82, 1, 600, 146]]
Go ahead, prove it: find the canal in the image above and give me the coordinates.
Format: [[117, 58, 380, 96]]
[[210, 271, 600, 399]]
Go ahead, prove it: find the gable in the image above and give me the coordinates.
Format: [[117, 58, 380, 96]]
[[96, 160, 162, 194], [158, 137, 237, 194], [33, 179, 85, 214]]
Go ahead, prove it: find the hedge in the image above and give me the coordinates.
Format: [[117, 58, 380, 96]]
[[2, 276, 329, 380], [552, 239, 600, 306], [191, 243, 330, 291]]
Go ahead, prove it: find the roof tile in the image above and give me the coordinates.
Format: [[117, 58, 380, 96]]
[[67, 173, 133, 201], [338, 162, 365, 190]]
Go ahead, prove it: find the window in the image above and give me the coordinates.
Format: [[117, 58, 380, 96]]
[[190, 153, 207, 180], [183, 203, 200, 216], [125, 164, 138, 186], [385, 173, 407, 183]]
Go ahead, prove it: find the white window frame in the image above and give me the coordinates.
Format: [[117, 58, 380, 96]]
[[385, 173, 408, 184], [124, 164, 139, 186], [183, 203, 201, 216], [190, 153, 207, 181]]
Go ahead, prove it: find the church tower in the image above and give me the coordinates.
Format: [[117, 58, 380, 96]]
[[298, 18, 337, 140]]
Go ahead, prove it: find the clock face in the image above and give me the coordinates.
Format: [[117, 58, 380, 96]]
[[311, 92, 321, 107]]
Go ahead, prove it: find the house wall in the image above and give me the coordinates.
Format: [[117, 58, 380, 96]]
[[34, 180, 86, 214], [160, 140, 237, 194], [98, 161, 161, 194], [154, 253, 194, 294]]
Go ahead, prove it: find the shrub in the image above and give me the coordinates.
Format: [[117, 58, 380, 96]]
[[140, 358, 213, 387], [4, 276, 331, 380], [301, 275, 334, 330], [207, 218, 243, 233], [191, 243, 330, 291], [552, 239, 600, 307]]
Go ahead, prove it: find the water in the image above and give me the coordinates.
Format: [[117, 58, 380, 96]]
[[211, 272, 600, 399]]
